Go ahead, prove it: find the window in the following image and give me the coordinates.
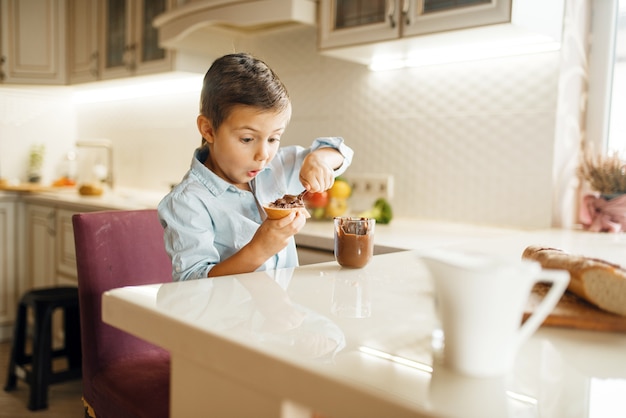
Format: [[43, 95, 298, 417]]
[[608, 1, 626, 153], [588, 0, 625, 154]]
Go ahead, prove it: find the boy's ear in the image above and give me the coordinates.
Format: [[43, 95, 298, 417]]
[[197, 115, 215, 144]]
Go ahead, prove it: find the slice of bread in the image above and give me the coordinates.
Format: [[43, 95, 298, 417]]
[[522, 245, 626, 316]]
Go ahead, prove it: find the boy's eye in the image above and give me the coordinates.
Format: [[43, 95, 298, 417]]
[[241, 137, 254, 143], [269, 137, 281, 143]]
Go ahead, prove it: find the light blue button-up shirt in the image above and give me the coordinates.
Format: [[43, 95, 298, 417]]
[[158, 137, 353, 281]]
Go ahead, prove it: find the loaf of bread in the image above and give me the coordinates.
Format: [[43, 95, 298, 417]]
[[78, 183, 103, 196], [522, 245, 626, 316]]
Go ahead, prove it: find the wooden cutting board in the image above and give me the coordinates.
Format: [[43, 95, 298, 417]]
[[0, 183, 72, 192], [523, 283, 626, 333]]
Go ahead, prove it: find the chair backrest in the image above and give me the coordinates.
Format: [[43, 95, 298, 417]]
[[72, 209, 172, 404]]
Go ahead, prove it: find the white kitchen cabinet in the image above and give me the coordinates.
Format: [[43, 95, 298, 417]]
[[55, 208, 78, 285], [319, 0, 564, 68], [68, 0, 99, 83], [23, 205, 82, 291], [70, 0, 196, 83], [319, 0, 510, 50], [23, 204, 56, 294], [0, 196, 17, 341], [5, 0, 174, 85], [8, 195, 141, 342], [20, 204, 82, 343], [403, 0, 511, 37], [99, 0, 173, 80], [319, 0, 399, 48], [0, 0, 67, 84]]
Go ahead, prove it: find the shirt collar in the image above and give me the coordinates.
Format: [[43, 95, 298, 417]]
[[190, 146, 272, 197]]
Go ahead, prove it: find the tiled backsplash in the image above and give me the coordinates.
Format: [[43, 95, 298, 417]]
[[0, 87, 76, 185], [0, 26, 562, 229]]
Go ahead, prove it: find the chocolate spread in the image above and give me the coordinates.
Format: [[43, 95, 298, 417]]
[[334, 218, 374, 268], [268, 194, 305, 209]]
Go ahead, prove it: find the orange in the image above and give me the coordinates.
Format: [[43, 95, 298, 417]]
[[328, 179, 352, 199]]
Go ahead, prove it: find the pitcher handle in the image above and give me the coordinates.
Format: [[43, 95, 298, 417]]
[[517, 269, 570, 345]]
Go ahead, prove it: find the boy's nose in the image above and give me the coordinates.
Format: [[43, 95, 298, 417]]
[[255, 144, 270, 161]]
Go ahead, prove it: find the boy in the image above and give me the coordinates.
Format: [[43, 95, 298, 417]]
[[158, 53, 353, 280]]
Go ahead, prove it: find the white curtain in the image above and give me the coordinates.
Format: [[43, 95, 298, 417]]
[[552, 0, 591, 228]]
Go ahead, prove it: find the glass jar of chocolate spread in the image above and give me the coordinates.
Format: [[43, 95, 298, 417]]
[[334, 217, 375, 268]]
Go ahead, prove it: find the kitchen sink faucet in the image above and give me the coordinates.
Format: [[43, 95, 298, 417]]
[[76, 140, 114, 189]]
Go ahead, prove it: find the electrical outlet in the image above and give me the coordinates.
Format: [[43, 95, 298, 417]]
[[344, 173, 394, 213]]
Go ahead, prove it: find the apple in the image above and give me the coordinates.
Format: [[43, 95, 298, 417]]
[[303, 191, 329, 209]]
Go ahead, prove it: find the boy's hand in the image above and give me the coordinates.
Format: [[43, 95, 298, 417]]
[[253, 210, 307, 256], [300, 149, 343, 192]]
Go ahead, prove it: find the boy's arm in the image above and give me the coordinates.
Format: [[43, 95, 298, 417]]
[[300, 148, 345, 193], [207, 211, 307, 277]]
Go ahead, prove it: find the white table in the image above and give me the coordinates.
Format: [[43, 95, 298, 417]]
[[102, 230, 626, 418]]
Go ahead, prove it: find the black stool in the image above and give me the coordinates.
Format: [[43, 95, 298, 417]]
[[4, 286, 82, 410]]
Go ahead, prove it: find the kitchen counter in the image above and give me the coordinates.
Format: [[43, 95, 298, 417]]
[[299, 218, 626, 267], [298, 218, 525, 252], [2, 187, 526, 252], [102, 231, 626, 418], [14, 187, 168, 211], [9, 187, 626, 260]]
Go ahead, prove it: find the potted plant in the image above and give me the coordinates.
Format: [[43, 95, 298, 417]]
[[27, 144, 45, 183]]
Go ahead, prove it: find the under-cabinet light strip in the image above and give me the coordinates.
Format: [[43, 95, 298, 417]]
[[72, 74, 204, 104], [369, 39, 561, 71]]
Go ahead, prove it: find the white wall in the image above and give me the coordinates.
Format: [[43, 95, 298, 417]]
[[0, 86, 76, 185], [0, 26, 560, 229]]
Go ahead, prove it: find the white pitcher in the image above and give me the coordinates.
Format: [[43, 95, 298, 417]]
[[419, 249, 569, 377]]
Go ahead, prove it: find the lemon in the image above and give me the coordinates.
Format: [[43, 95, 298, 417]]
[[328, 178, 352, 199], [325, 198, 348, 218]]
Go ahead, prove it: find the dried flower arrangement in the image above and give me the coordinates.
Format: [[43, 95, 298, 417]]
[[578, 146, 626, 195]]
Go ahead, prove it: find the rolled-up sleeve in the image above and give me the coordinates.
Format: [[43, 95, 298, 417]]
[[310, 137, 354, 177]]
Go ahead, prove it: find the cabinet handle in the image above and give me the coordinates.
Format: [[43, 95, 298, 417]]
[[402, 0, 411, 25], [0, 55, 5, 81], [47, 211, 56, 237], [90, 52, 99, 78], [387, 0, 396, 28], [124, 43, 137, 72]]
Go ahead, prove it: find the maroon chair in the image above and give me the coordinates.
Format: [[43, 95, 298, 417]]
[[72, 209, 172, 418]]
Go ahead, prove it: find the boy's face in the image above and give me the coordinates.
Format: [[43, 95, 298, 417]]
[[198, 104, 291, 190]]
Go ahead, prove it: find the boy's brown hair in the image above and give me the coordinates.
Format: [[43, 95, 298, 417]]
[[199, 53, 291, 136]]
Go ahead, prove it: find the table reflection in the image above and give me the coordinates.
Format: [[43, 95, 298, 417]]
[[156, 268, 346, 361]]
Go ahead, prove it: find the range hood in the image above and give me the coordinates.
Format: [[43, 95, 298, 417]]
[[153, 0, 316, 52]]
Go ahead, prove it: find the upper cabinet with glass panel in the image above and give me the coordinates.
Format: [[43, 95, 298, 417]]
[[320, 0, 510, 49], [100, 0, 172, 80], [68, 0, 177, 84], [319, 0, 564, 70], [407, 0, 510, 36]]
